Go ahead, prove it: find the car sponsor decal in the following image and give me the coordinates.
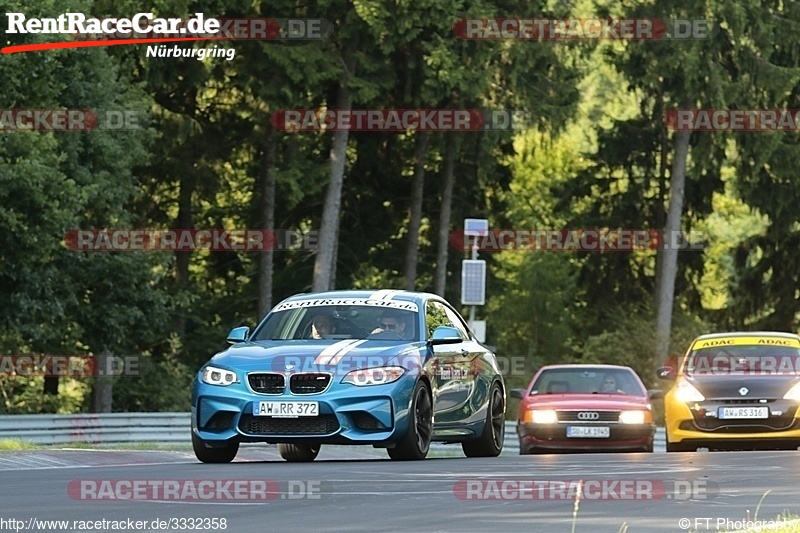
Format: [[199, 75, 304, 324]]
[[313, 339, 370, 365], [313, 340, 360, 364], [324, 340, 369, 366], [692, 336, 800, 350], [369, 289, 403, 300], [273, 298, 418, 312]]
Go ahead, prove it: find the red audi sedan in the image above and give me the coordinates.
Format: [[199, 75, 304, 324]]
[[512, 364, 660, 453]]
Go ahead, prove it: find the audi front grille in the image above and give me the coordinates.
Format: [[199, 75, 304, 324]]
[[557, 410, 621, 422]]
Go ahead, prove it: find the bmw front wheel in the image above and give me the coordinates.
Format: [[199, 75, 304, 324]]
[[388, 380, 432, 461]]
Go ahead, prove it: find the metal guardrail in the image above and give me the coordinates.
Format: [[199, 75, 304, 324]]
[[0, 413, 666, 451], [0, 413, 190, 445]]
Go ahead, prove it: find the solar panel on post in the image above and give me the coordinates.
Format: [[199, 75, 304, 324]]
[[461, 259, 486, 305]]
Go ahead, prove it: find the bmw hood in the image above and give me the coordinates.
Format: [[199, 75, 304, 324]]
[[208, 339, 426, 374]]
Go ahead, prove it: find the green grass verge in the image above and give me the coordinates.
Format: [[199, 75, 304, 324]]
[[0, 439, 40, 451]]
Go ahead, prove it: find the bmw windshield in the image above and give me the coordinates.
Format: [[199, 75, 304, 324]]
[[252, 302, 420, 341]]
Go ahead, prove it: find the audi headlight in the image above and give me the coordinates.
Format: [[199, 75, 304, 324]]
[[342, 366, 405, 386], [202, 366, 237, 386], [675, 380, 705, 402], [619, 410, 650, 424], [783, 382, 800, 401], [528, 409, 558, 424]]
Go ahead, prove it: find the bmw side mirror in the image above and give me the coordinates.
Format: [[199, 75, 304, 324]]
[[427, 326, 463, 346], [656, 366, 675, 381], [510, 388, 525, 399], [226, 326, 250, 344]]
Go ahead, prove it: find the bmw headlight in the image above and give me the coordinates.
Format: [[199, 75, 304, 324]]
[[783, 382, 800, 401], [675, 380, 705, 402], [342, 366, 405, 386], [202, 366, 237, 386]]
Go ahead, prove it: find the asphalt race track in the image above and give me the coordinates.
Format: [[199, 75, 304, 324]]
[[1, 446, 799, 533]]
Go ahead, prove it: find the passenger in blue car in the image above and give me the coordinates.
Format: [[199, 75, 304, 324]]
[[311, 314, 336, 339]]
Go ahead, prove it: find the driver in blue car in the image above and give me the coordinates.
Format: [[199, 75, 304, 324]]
[[371, 309, 410, 339]]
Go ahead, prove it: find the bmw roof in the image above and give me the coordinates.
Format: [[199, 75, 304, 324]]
[[275, 289, 442, 306]]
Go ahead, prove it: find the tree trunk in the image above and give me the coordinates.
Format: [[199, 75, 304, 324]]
[[654, 129, 691, 370], [653, 94, 669, 308], [90, 349, 114, 413], [313, 82, 351, 292], [403, 133, 429, 291], [329, 222, 339, 290], [434, 134, 456, 296], [175, 174, 194, 339], [257, 125, 277, 318]]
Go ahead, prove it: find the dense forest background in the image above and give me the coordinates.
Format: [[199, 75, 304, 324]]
[[2, 0, 799, 414]]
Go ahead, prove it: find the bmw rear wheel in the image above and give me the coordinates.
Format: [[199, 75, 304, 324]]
[[388, 380, 432, 461], [278, 443, 320, 462], [192, 432, 239, 463], [462, 382, 505, 457]]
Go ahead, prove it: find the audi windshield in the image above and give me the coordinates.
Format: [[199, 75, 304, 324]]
[[530, 368, 646, 396]]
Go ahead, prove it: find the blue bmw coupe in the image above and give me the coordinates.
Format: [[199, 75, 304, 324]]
[[191, 290, 506, 461]]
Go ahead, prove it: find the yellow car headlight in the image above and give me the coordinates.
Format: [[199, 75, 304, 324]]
[[675, 380, 705, 402], [783, 382, 800, 401]]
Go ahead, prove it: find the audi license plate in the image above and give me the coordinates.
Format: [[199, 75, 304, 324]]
[[253, 401, 318, 418], [567, 426, 610, 438], [718, 407, 768, 419]]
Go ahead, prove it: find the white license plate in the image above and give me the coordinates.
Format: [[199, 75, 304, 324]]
[[718, 407, 769, 419], [253, 401, 318, 418], [566, 426, 610, 438]]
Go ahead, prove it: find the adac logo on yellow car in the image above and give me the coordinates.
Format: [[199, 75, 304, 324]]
[[691, 336, 800, 350]]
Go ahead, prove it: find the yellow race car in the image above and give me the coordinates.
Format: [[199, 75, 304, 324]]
[[658, 331, 800, 452]]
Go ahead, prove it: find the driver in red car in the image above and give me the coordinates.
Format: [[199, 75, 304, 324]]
[[600, 374, 626, 394]]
